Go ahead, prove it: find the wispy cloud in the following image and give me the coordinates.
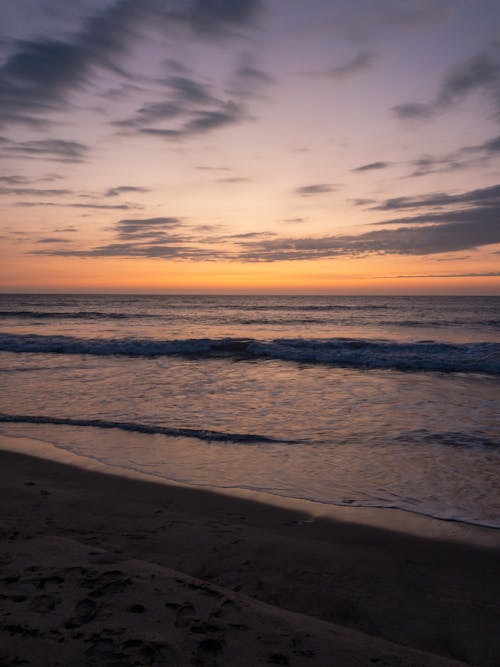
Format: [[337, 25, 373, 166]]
[[236, 215, 500, 261], [294, 184, 337, 196], [0, 0, 263, 129], [0, 137, 89, 162], [385, 271, 500, 279], [393, 45, 500, 121], [216, 177, 251, 183], [104, 186, 151, 197], [408, 133, 500, 176], [114, 217, 183, 240], [0, 187, 72, 197], [373, 183, 500, 212], [352, 161, 390, 173], [16, 202, 139, 210], [36, 237, 72, 244], [325, 51, 378, 78]]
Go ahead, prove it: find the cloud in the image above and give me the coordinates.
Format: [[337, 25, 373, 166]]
[[114, 65, 249, 139], [236, 214, 500, 261], [393, 46, 500, 121], [331, 0, 450, 40], [237, 183, 500, 260], [352, 161, 390, 173], [16, 201, 138, 210], [408, 133, 500, 176], [0, 187, 72, 196], [182, 0, 263, 35], [140, 101, 246, 139], [36, 237, 72, 244], [114, 217, 183, 240], [350, 198, 377, 206], [228, 56, 274, 98], [32, 214, 209, 259], [114, 102, 185, 128], [0, 175, 31, 185], [351, 132, 500, 179], [33, 208, 500, 262], [295, 184, 336, 196], [104, 186, 151, 197], [163, 75, 216, 105], [0, 173, 64, 185], [373, 183, 500, 211], [385, 271, 500, 279], [0, 0, 262, 128], [116, 53, 269, 140], [195, 165, 232, 171], [216, 177, 251, 183], [0, 137, 89, 162], [323, 51, 378, 78]]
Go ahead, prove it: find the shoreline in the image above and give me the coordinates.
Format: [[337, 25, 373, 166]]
[[1, 436, 499, 665], [1, 431, 499, 548]]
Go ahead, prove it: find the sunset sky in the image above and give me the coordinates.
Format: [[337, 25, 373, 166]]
[[1, 0, 500, 293]]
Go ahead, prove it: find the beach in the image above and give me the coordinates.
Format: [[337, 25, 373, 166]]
[[1, 294, 499, 664], [1, 437, 499, 666]]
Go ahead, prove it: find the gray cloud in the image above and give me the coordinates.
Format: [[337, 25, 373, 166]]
[[195, 165, 232, 171], [216, 177, 251, 183], [409, 133, 500, 176], [104, 186, 151, 197], [33, 208, 500, 262], [393, 46, 500, 121], [0, 173, 64, 185], [163, 76, 216, 105], [114, 217, 182, 240], [236, 213, 500, 262], [386, 271, 500, 279], [295, 184, 336, 196], [0, 187, 71, 196], [0, 0, 262, 129], [373, 204, 499, 228], [228, 57, 274, 98], [350, 198, 377, 206], [324, 51, 378, 78], [0, 137, 89, 162], [116, 52, 269, 140], [34, 242, 220, 260], [350, 132, 500, 180], [36, 237, 72, 244], [352, 161, 390, 173], [114, 102, 185, 128], [374, 183, 500, 212], [16, 201, 138, 210], [140, 101, 246, 139], [0, 175, 30, 185]]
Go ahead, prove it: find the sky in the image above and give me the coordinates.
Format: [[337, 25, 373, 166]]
[[1, 0, 500, 294]]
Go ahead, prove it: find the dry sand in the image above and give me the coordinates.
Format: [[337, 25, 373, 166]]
[[1, 439, 499, 666]]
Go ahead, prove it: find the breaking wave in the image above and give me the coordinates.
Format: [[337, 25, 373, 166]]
[[0, 413, 291, 444], [0, 332, 499, 374]]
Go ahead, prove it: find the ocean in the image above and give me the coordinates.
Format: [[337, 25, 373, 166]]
[[0, 293, 499, 528]]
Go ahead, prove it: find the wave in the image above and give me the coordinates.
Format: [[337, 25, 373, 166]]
[[0, 332, 499, 373], [383, 319, 500, 328], [0, 413, 291, 444], [0, 310, 151, 320], [395, 430, 499, 450]]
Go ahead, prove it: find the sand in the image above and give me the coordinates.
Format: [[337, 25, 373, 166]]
[[1, 438, 499, 666]]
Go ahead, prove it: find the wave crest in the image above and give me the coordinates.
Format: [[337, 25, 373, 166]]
[[0, 333, 498, 374]]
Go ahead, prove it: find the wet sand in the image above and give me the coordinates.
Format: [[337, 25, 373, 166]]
[[1, 440, 499, 666]]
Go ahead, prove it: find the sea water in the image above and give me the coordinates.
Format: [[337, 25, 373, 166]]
[[0, 294, 498, 527]]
